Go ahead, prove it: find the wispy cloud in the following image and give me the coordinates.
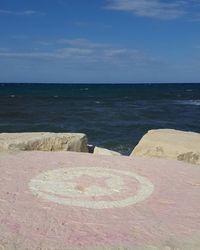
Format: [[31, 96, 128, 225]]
[[73, 21, 112, 29], [73, 21, 90, 27], [58, 38, 110, 49], [0, 38, 158, 67], [0, 10, 13, 14], [37, 41, 52, 46], [0, 48, 92, 60], [0, 48, 10, 52], [106, 0, 193, 20], [0, 9, 44, 16]]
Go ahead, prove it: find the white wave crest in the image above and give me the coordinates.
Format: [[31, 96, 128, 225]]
[[176, 100, 200, 106]]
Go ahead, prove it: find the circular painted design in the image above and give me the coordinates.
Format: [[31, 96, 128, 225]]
[[1, 151, 200, 250], [29, 167, 154, 209]]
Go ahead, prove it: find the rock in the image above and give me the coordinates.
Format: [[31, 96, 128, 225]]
[[93, 146, 121, 156], [0, 132, 88, 153], [131, 129, 200, 166], [87, 144, 95, 153], [1, 151, 200, 249]]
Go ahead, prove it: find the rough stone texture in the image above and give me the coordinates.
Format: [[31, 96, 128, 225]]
[[131, 129, 200, 166], [0, 132, 88, 153], [0, 151, 200, 250], [93, 146, 121, 156]]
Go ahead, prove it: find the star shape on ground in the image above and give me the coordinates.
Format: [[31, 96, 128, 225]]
[[72, 174, 110, 192]]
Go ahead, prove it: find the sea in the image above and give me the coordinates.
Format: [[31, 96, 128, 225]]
[[0, 83, 200, 155]]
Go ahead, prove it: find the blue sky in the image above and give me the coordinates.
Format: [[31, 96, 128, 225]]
[[0, 0, 200, 83]]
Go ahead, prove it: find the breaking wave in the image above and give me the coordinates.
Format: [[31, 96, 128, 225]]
[[175, 100, 200, 106]]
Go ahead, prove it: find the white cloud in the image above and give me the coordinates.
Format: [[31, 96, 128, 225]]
[[0, 10, 12, 14], [21, 10, 37, 15], [106, 0, 188, 19], [0, 39, 158, 67], [0, 48, 10, 52], [37, 41, 51, 46], [58, 38, 109, 49], [0, 9, 44, 16]]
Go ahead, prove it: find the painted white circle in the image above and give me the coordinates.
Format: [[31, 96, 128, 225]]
[[29, 167, 154, 209]]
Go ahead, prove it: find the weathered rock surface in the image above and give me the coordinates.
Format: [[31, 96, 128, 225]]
[[0, 132, 88, 153], [131, 129, 200, 166], [1, 151, 200, 249], [93, 146, 121, 156]]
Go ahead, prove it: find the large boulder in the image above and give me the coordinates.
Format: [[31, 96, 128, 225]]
[[0, 132, 88, 153], [131, 129, 200, 166], [93, 146, 121, 156]]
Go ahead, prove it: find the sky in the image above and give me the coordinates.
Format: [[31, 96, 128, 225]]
[[0, 0, 200, 83]]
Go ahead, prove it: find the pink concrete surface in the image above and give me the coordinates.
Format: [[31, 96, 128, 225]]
[[0, 151, 200, 250]]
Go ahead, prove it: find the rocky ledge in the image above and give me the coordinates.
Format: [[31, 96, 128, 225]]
[[93, 146, 121, 156], [0, 132, 122, 156], [0, 132, 88, 153], [1, 129, 200, 164], [131, 129, 200, 166]]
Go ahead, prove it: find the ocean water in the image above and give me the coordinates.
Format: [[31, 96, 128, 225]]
[[0, 83, 200, 155]]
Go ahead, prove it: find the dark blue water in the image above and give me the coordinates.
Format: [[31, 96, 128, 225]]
[[0, 83, 200, 155]]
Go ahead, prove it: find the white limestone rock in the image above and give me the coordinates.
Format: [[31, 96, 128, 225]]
[[0, 132, 88, 153], [93, 146, 121, 156], [131, 129, 200, 166]]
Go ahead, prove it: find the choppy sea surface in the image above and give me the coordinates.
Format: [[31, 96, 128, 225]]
[[0, 83, 200, 155]]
